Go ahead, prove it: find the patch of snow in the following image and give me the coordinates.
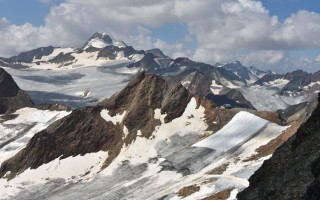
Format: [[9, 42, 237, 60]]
[[113, 41, 127, 48], [75, 90, 91, 98], [102, 97, 207, 173], [154, 109, 166, 124], [264, 78, 289, 89], [0, 151, 108, 199], [181, 80, 191, 88], [123, 126, 129, 139], [116, 51, 125, 60], [84, 37, 108, 49], [4, 107, 67, 124], [304, 81, 320, 89], [210, 80, 223, 94], [33, 48, 74, 63], [100, 109, 126, 125], [227, 189, 239, 200], [130, 54, 144, 62], [0, 108, 70, 165]]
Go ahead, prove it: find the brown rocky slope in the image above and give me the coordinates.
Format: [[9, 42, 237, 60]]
[[0, 72, 194, 179]]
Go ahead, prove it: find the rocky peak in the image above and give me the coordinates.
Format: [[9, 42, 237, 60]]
[[80, 32, 113, 50], [101, 71, 193, 126], [145, 48, 168, 58], [0, 68, 20, 97], [90, 32, 113, 44], [0, 68, 33, 114]]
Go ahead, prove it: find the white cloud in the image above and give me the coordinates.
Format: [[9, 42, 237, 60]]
[[0, 0, 319, 72], [153, 38, 192, 58]]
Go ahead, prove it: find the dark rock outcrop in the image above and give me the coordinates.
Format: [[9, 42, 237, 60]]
[[145, 48, 168, 58], [238, 93, 320, 200], [8, 46, 55, 63], [281, 70, 312, 95], [219, 89, 255, 109], [97, 45, 143, 60], [127, 53, 161, 72], [0, 72, 193, 179], [0, 68, 33, 114], [254, 74, 284, 86]]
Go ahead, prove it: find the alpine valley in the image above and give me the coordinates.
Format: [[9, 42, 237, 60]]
[[0, 33, 319, 200]]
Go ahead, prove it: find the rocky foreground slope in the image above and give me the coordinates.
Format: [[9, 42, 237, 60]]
[[238, 93, 320, 200]]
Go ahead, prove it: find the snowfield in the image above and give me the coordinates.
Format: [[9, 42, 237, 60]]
[[0, 100, 290, 200], [4, 63, 137, 108], [0, 108, 70, 166], [239, 86, 305, 111], [193, 111, 268, 152]]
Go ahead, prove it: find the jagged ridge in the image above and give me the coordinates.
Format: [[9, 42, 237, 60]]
[[0, 72, 193, 179]]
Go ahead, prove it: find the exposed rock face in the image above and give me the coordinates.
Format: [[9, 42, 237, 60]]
[[97, 45, 143, 60], [185, 71, 212, 97], [281, 70, 312, 95], [0, 72, 193, 178], [238, 93, 320, 200], [49, 52, 75, 64], [145, 48, 168, 58], [254, 74, 284, 86], [7, 46, 55, 63], [127, 53, 160, 72], [0, 68, 33, 114], [223, 89, 255, 109], [100, 71, 193, 133], [277, 101, 318, 124]]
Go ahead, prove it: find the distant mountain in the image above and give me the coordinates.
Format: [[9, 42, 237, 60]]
[[0, 68, 33, 114], [220, 61, 270, 85], [0, 32, 144, 69], [1, 32, 319, 112], [254, 69, 320, 97]]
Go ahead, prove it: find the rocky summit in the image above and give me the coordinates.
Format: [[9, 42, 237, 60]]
[[0, 68, 33, 114]]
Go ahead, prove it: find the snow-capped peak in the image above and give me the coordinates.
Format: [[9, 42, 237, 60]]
[[84, 37, 108, 49], [82, 32, 127, 49]]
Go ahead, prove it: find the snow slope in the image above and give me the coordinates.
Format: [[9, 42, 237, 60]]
[[0, 100, 290, 200], [4, 63, 135, 108], [239, 86, 305, 111], [0, 108, 70, 165], [193, 111, 268, 152]]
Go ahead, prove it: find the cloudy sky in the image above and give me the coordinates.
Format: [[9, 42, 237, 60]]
[[0, 0, 319, 73]]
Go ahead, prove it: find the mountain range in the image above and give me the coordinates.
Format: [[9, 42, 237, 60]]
[[0, 33, 319, 200]]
